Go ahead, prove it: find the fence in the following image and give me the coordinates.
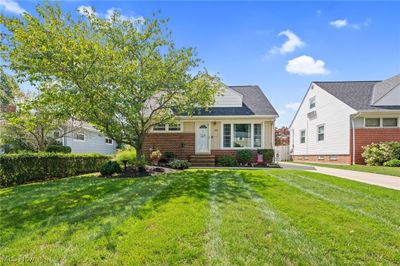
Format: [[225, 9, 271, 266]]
[[274, 145, 290, 162]]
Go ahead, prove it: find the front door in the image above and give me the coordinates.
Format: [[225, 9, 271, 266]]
[[196, 123, 210, 153]]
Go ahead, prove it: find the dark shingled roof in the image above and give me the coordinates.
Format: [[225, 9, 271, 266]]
[[371, 74, 400, 104], [314, 76, 400, 111], [192, 85, 278, 116]]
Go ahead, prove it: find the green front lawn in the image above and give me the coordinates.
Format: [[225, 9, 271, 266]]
[[294, 162, 400, 177], [1, 170, 399, 265]]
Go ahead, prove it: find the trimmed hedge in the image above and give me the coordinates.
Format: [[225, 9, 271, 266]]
[[0, 153, 111, 187], [46, 145, 72, 153], [216, 155, 237, 167], [362, 142, 400, 166]]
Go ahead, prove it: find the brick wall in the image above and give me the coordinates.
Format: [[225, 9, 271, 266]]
[[143, 133, 195, 160], [351, 128, 400, 164], [292, 154, 351, 164]]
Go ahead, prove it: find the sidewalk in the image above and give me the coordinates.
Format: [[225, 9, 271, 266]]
[[279, 162, 400, 191]]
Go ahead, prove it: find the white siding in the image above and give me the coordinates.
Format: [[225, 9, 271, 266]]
[[64, 129, 117, 154], [290, 84, 356, 155], [374, 84, 400, 106], [213, 88, 243, 107]]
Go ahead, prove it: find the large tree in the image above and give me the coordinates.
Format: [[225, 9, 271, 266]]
[[0, 3, 223, 158], [0, 68, 22, 109]]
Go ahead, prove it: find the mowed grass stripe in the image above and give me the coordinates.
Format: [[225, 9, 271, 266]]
[[242, 170, 400, 264], [278, 171, 400, 228]]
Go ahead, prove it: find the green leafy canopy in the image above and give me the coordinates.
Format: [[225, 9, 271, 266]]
[[0, 2, 224, 156]]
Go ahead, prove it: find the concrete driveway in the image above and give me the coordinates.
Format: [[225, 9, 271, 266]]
[[279, 162, 400, 191]]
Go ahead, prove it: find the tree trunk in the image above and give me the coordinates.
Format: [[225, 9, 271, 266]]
[[134, 135, 146, 172]]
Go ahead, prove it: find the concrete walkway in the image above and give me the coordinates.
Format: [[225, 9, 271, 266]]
[[279, 162, 400, 191]]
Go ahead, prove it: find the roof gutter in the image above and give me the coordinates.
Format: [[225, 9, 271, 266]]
[[177, 115, 278, 120]]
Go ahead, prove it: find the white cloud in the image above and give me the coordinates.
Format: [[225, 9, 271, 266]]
[[286, 55, 329, 75], [269, 30, 304, 55], [0, 0, 26, 14], [77, 5, 97, 17], [105, 8, 145, 24], [330, 19, 348, 28], [285, 102, 300, 110]]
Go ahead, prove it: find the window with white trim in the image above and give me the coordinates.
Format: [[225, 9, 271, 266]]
[[309, 96, 316, 109], [382, 118, 398, 127], [152, 123, 182, 132], [222, 123, 262, 148], [53, 130, 61, 139], [74, 133, 85, 141], [105, 138, 113, 144], [300, 130, 306, 144], [317, 125, 324, 141], [253, 124, 262, 148], [223, 124, 231, 148], [365, 118, 380, 127]]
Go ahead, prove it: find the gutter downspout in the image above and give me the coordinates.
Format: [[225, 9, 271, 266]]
[[351, 112, 361, 165]]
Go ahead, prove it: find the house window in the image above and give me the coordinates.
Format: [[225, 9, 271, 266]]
[[74, 133, 85, 141], [53, 130, 61, 139], [309, 96, 316, 109], [317, 125, 325, 141], [223, 123, 262, 148], [365, 118, 380, 127], [233, 124, 251, 148], [223, 124, 231, 148], [168, 123, 181, 131], [253, 124, 262, 148], [383, 118, 398, 127], [330, 155, 337, 161], [153, 124, 166, 131], [318, 155, 325, 160], [300, 130, 306, 144], [105, 138, 113, 144]]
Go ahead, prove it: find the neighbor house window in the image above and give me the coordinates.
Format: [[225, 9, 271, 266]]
[[300, 130, 306, 144], [53, 130, 61, 139], [318, 155, 325, 160], [309, 96, 316, 109], [233, 124, 251, 148], [153, 124, 166, 131], [253, 124, 262, 148], [74, 133, 85, 141], [383, 118, 398, 127], [105, 138, 113, 144], [223, 123, 262, 148], [330, 155, 337, 161], [365, 118, 380, 127], [317, 125, 325, 141]]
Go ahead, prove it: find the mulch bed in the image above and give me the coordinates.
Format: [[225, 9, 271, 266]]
[[102, 166, 178, 178]]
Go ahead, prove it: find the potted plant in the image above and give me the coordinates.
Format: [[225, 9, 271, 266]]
[[150, 149, 162, 166]]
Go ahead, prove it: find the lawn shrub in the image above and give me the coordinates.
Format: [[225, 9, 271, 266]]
[[100, 161, 121, 176], [115, 148, 136, 165], [46, 145, 72, 153], [168, 159, 191, 169], [257, 149, 274, 164], [216, 155, 237, 167], [0, 153, 111, 187], [383, 159, 400, 167], [236, 149, 253, 165], [164, 151, 176, 161], [362, 142, 400, 165]]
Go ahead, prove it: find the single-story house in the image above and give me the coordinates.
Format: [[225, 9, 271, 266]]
[[143, 85, 279, 166], [55, 122, 117, 154], [289, 74, 400, 164]]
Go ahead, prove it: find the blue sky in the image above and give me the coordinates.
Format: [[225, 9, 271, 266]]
[[1, 1, 400, 127]]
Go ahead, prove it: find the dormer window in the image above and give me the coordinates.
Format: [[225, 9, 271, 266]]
[[309, 96, 316, 109]]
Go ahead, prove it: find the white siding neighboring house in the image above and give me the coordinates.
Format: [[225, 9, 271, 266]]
[[290, 74, 400, 164], [55, 122, 117, 154]]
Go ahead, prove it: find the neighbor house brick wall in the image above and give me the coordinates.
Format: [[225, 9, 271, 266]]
[[292, 155, 351, 165], [143, 133, 195, 160], [351, 128, 400, 164]]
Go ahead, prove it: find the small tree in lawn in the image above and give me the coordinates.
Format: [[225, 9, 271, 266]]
[[0, 3, 224, 161], [3, 88, 82, 152]]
